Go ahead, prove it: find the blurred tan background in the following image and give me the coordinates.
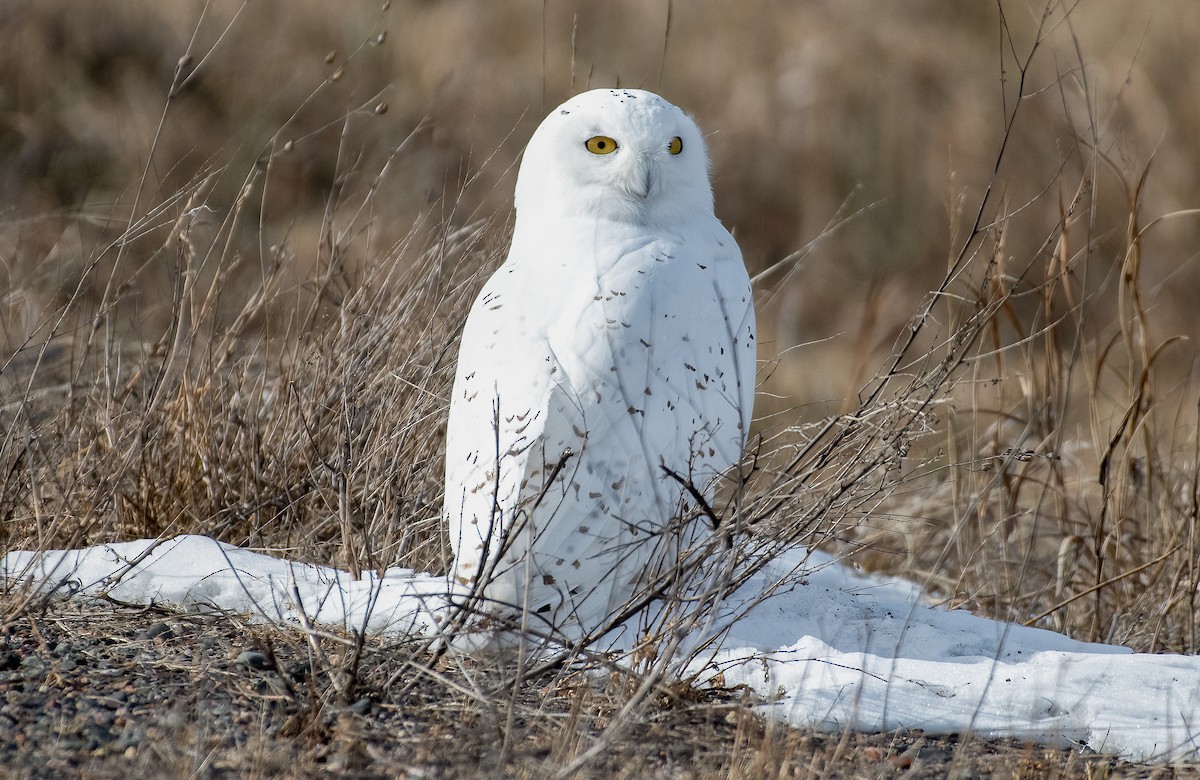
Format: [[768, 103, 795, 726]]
[[2, 0, 1198, 406]]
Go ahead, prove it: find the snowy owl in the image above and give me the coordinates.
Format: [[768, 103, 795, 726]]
[[443, 88, 755, 645]]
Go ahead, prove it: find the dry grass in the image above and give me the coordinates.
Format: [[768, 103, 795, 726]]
[[2, 0, 1200, 775]]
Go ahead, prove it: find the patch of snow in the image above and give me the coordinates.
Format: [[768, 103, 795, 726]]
[[4, 536, 1198, 763], [0, 535, 447, 637]]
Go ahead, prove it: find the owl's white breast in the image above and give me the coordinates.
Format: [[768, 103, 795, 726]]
[[443, 212, 755, 639]]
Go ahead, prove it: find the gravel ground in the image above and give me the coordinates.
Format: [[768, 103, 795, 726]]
[[0, 596, 1190, 779]]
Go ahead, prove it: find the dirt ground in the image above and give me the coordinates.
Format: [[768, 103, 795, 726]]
[[0, 597, 1191, 779]]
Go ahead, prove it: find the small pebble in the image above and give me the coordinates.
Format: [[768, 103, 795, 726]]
[[918, 746, 952, 763], [0, 650, 21, 671], [137, 623, 174, 641], [235, 650, 271, 671], [56, 653, 81, 671]]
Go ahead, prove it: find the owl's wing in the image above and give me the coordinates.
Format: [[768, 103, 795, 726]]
[[443, 261, 562, 587]]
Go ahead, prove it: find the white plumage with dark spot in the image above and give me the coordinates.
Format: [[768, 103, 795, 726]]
[[443, 88, 755, 644]]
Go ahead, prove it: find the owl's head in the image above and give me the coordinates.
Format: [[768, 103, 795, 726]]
[[514, 89, 714, 227]]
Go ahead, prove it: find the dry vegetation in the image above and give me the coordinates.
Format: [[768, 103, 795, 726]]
[[2, 0, 1200, 776]]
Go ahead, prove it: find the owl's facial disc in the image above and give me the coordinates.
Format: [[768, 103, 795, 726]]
[[583, 127, 683, 202], [583, 131, 684, 209], [515, 89, 713, 226]]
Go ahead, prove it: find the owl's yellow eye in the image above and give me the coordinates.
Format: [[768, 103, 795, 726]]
[[667, 136, 683, 155], [585, 135, 618, 155]]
